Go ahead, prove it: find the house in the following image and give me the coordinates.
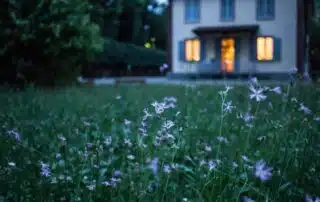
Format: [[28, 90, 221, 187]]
[[167, 0, 315, 79]]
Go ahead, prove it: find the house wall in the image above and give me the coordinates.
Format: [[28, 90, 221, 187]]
[[171, 0, 297, 74]]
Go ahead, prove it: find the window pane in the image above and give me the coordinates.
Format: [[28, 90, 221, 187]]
[[265, 37, 274, 60], [192, 39, 200, 61], [257, 37, 265, 60], [185, 40, 193, 61]]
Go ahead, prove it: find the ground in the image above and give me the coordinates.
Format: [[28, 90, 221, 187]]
[[0, 82, 319, 202]]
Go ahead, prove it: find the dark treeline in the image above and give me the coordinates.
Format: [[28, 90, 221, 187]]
[[0, 0, 168, 88]]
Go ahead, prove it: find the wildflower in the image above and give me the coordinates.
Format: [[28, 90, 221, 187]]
[[241, 155, 250, 162], [305, 194, 320, 202], [160, 64, 169, 72], [239, 112, 255, 122], [151, 101, 167, 114], [124, 119, 132, 125], [182, 198, 189, 202], [148, 157, 159, 175], [87, 184, 96, 191], [66, 176, 72, 181], [162, 120, 175, 130], [208, 160, 216, 171], [270, 86, 282, 94], [314, 117, 320, 121], [8, 162, 16, 167], [242, 196, 255, 202], [143, 24, 150, 30], [7, 130, 21, 141], [40, 161, 51, 177], [163, 164, 171, 173], [56, 153, 62, 159], [299, 103, 312, 114], [223, 101, 234, 113], [102, 181, 110, 186], [104, 136, 112, 146], [143, 108, 152, 120], [124, 138, 132, 147], [249, 85, 267, 102], [127, 154, 135, 160], [115, 95, 122, 100], [216, 136, 229, 144], [113, 170, 121, 177], [254, 160, 272, 182], [199, 159, 206, 166], [205, 145, 212, 152], [51, 177, 58, 184], [232, 162, 238, 168], [249, 77, 258, 85], [58, 135, 66, 142]]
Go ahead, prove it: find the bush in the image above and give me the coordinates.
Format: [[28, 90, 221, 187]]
[[95, 39, 167, 66], [0, 0, 104, 87]]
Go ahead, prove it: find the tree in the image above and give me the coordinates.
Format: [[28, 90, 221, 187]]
[[0, 0, 104, 87]]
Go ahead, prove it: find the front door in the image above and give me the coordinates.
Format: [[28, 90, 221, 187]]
[[220, 38, 235, 72]]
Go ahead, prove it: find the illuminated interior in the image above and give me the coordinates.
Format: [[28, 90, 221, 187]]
[[257, 37, 274, 61], [221, 38, 235, 72], [185, 39, 200, 62]]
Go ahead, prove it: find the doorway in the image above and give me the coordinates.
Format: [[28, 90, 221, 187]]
[[221, 38, 235, 72]]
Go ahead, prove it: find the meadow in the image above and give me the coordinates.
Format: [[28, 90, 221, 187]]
[[0, 80, 319, 202]]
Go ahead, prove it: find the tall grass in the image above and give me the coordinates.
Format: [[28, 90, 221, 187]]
[[0, 81, 319, 202]]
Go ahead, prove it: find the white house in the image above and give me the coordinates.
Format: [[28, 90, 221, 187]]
[[167, 0, 314, 79]]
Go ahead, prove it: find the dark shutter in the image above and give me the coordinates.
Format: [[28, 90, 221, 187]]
[[179, 40, 185, 61], [200, 39, 206, 62], [250, 36, 257, 61], [273, 37, 281, 61]]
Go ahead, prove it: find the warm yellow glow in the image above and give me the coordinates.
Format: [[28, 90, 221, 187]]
[[257, 37, 274, 61], [185, 39, 200, 62], [144, 42, 151, 48], [221, 38, 235, 72]]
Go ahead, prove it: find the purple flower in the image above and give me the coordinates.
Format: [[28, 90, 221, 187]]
[[254, 160, 272, 182], [40, 161, 51, 177], [148, 157, 159, 175], [7, 130, 21, 141], [113, 170, 121, 177], [243, 196, 255, 202], [249, 85, 267, 102], [305, 194, 320, 202]]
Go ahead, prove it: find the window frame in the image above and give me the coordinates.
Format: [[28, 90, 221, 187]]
[[184, 38, 201, 62], [256, 36, 275, 62], [184, 0, 201, 24], [256, 0, 275, 21]]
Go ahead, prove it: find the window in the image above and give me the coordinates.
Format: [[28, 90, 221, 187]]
[[256, 37, 274, 61], [256, 0, 275, 20], [185, 39, 200, 62], [185, 0, 200, 23], [221, 0, 235, 21]]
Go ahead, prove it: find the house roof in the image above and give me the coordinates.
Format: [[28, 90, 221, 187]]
[[193, 25, 259, 36]]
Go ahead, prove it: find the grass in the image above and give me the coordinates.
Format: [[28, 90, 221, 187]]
[[0, 82, 319, 202]]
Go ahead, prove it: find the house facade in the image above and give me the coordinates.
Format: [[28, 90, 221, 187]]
[[167, 0, 314, 79]]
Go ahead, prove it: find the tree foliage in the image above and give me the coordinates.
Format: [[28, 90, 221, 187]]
[[0, 0, 104, 87]]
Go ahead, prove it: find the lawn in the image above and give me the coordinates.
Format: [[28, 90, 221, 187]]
[[0, 81, 319, 202]]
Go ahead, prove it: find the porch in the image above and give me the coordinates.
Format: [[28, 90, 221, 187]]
[[192, 25, 260, 75]]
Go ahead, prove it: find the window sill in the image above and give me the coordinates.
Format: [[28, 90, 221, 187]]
[[256, 16, 275, 21], [185, 19, 200, 24]]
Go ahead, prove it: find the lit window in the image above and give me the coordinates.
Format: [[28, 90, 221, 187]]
[[257, 37, 274, 61], [185, 39, 200, 62]]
